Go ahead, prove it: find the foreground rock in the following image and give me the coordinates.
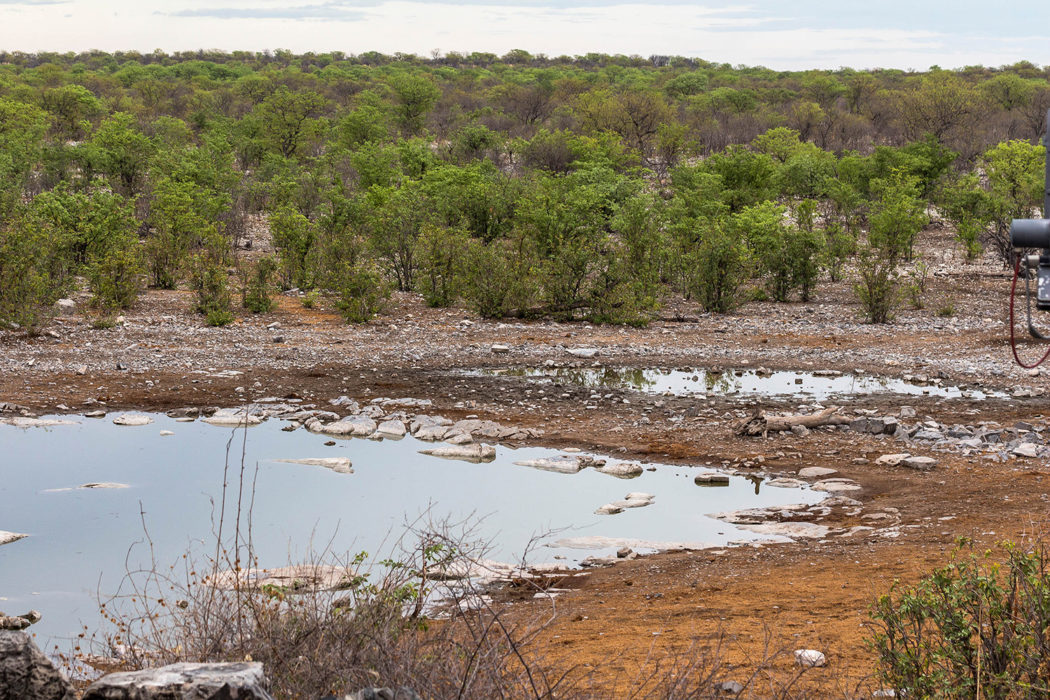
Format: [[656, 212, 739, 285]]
[[0, 630, 75, 700], [0, 611, 40, 631], [82, 662, 274, 700]]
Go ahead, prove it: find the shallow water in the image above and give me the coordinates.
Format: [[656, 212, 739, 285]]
[[483, 367, 1001, 401], [0, 413, 821, 646]]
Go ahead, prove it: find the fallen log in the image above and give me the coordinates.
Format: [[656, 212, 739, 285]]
[[734, 406, 847, 437]]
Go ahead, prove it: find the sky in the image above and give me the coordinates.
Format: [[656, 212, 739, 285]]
[[1, 0, 1049, 71]]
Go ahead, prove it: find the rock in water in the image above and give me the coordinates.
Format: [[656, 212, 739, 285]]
[[0, 531, 27, 547], [0, 630, 75, 700], [112, 414, 153, 427], [420, 444, 496, 463], [275, 457, 353, 474], [81, 662, 274, 699]]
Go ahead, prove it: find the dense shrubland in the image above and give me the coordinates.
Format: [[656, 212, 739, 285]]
[[0, 49, 1047, 329]]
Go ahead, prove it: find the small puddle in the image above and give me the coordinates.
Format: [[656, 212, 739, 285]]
[[0, 412, 821, 645], [480, 367, 1002, 401]]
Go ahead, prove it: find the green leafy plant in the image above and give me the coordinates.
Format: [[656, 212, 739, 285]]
[[870, 539, 1050, 699], [240, 256, 277, 313]]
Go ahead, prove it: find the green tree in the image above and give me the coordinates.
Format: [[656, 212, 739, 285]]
[[253, 87, 328, 158], [388, 72, 440, 135]]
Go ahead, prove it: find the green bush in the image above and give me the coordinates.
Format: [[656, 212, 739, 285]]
[[333, 261, 389, 323], [191, 254, 233, 325], [241, 256, 276, 313], [687, 224, 750, 313], [462, 238, 536, 319], [870, 540, 1050, 699], [88, 244, 143, 310], [415, 223, 468, 308], [855, 246, 899, 323], [0, 215, 73, 330]]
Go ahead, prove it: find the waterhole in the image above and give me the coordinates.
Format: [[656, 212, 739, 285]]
[[481, 367, 1001, 401], [0, 412, 821, 645]]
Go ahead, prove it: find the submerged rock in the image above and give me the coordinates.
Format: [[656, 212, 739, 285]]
[[694, 473, 730, 485], [0, 532, 28, 547], [78, 483, 130, 489], [736, 522, 830, 539], [2, 417, 79, 428], [275, 457, 353, 474], [202, 410, 263, 427], [82, 662, 273, 700], [420, 444, 496, 463]]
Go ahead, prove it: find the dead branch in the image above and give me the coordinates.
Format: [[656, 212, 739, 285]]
[[734, 405, 847, 437]]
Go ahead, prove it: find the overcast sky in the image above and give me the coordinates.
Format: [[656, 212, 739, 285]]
[[1, 0, 1048, 71]]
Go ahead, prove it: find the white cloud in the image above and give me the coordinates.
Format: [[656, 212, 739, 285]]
[[0, 0, 1044, 70]]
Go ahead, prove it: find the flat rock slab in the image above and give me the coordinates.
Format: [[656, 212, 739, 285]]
[[1, 417, 79, 428], [420, 444, 496, 463], [736, 522, 831, 540], [275, 457, 353, 474], [375, 420, 407, 438], [312, 417, 377, 437], [798, 467, 838, 479], [566, 347, 599, 358], [550, 535, 712, 551], [79, 483, 130, 489], [765, 478, 807, 489], [694, 473, 730, 485], [811, 479, 862, 493], [0, 630, 75, 700], [203, 413, 263, 427], [82, 662, 273, 700], [876, 453, 911, 466], [112, 414, 153, 427], [902, 455, 937, 470], [596, 462, 643, 478], [0, 532, 28, 547]]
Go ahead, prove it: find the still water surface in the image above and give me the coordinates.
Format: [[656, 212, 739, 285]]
[[0, 413, 821, 646]]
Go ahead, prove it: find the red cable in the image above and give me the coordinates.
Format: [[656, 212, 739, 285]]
[[1009, 254, 1050, 368]]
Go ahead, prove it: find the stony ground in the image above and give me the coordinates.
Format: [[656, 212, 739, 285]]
[[4, 228, 1050, 696]]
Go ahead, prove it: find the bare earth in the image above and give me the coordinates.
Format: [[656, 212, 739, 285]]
[[4, 229, 1050, 694]]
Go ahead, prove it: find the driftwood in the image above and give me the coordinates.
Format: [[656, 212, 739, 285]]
[[734, 406, 847, 437]]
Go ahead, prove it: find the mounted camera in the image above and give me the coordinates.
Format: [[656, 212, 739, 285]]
[[1010, 108, 1050, 315]]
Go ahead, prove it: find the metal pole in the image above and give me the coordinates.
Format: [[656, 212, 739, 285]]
[[1045, 108, 1050, 217]]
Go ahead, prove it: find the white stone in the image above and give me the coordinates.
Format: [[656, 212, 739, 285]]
[[594, 504, 624, 515], [902, 456, 937, 470], [737, 522, 831, 539], [566, 348, 599, 358], [0, 531, 28, 546], [79, 482, 130, 489], [811, 479, 862, 493], [490, 344, 510, 354], [159, 430, 174, 436], [112, 413, 153, 426], [765, 478, 808, 489], [876, 453, 911, 466], [1, 417, 79, 428], [694, 473, 730, 485], [1013, 443, 1039, 458], [596, 462, 643, 478], [420, 443, 496, 463], [375, 419, 407, 438], [798, 467, 838, 478], [794, 649, 826, 668]]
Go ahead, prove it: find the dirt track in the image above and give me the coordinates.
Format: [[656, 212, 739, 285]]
[[4, 229, 1050, 695]]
